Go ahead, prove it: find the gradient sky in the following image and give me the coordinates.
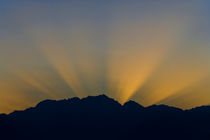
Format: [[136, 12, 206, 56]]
[[0, 0, 210, 113]]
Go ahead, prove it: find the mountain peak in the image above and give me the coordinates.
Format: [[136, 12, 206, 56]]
[[36, 99, 57, 108], [85, 94, 112, 100], [123, 100, 144, 111], [147, 104, 183, 112]]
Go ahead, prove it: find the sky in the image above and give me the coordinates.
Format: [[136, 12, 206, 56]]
[[0, 0, 210, 113]]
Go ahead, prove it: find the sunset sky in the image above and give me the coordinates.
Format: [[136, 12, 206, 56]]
[[0, 0, 210, 113]]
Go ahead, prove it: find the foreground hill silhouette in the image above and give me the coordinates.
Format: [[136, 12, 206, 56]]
[[0, 95, 210, 140]]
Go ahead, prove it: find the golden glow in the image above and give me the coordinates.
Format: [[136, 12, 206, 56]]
[[0, 1, 209, 113], [107, 17, 189, 103], [131, 43, 210, 107], [12, 69, 58, 99], [140, 66, 208, 106], [31, 26, 106, 98], [0, 80, 39, 113], [157, 77, 210, 109]]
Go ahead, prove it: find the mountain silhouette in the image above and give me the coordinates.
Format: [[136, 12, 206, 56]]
[[0, 94, 210, 140]]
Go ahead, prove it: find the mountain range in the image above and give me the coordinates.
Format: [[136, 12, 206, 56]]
[[0, 94, 210, 140]]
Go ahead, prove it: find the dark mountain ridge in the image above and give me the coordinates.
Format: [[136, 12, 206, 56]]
[[0, 94, 210, 140]]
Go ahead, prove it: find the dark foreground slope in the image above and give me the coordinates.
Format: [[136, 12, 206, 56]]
[[0, 95, 210, 140]]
